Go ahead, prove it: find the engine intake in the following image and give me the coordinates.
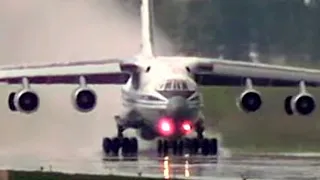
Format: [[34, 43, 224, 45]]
[[237, 90, 262, 113], [12, 89, 39, 114], [290, 93, 315, 115], [72, 88, 97, 112]]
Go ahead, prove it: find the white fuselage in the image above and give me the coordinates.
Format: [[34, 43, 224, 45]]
[[120, 57, 203, 133]]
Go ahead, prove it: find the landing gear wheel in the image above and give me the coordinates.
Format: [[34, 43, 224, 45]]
[[121, 137, 131, 156], [190, 138, 200, 155], [172, 140, 178, 155], [110, 137, 121, 156], [102, 137, 112, 154], [201, 138, 210, 156], [157, 139, 169, 157], [121, 137, 139, 158], [156, 138, 188, 157], [163, 140, 169, 156], [208, 138, 218, 155], [177, 140, 184, 156], [130, 137, 138, 156], [171, 139, 184, 156], [157, 139, 163, 155], [102, 136, 139, 159], [201, 138, 218, 156], [156, 137, 218, 157]]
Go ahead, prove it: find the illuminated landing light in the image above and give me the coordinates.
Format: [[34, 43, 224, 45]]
[[181, 121, 192, 134], [182, 123, 191, 131], [161, 122, 171, 132], [158, 117, 174, 136]]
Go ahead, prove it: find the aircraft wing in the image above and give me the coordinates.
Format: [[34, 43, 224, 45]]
[[188, 57, 320, 87], [0, 58, 137, 84]]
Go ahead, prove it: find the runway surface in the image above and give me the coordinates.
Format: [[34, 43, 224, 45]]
[[2, 149, 320, 180], [0, 1, 320, 180]]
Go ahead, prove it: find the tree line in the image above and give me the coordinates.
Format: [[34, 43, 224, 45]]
[[152, 0, 320, 63], [121, 0, 320, 63]]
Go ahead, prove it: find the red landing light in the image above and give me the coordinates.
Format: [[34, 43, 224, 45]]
[[158, 117, 175, 136], [181, 121, 192, 134]]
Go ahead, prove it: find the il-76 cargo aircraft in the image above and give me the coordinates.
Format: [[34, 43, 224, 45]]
[[2, 0, 320, 158]]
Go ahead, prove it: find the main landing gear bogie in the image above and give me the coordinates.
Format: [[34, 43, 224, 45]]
[[157, 137, 218, 157], [102, 124, 139, 158], [102, 136, 138, 158]]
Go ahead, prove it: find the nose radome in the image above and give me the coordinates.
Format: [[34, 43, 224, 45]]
[[166, 96, 188, 118]]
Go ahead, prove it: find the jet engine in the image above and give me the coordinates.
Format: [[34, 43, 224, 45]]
[[285, 93, 315, 116], [237, 90, 262, 113], [9, 89, 39, 114], [284, 81, 316, 116], [72, 87, 97, 112]]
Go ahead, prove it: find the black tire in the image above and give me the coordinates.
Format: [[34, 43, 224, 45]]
[[111, 137, 121, 156], [201, 138, 210, 156], [177, 139, 184, 156], [102, 137, 112, 154], [209, 138, 218, 155], [157, 139, 163, 156], [121, 137, 130, 157], [8, 92, 16, 111], [191, 138, 199, 155], [129, 137, 138, 155], [163, 140, 169, 156], [172, 140, 178, 155]]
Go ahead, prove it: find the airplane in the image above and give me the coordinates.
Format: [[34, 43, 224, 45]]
[[2, 0, 320, 158]]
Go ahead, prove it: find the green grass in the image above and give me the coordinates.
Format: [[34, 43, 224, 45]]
[[8, 170, 184, 180], [201, 86, 320, 153]]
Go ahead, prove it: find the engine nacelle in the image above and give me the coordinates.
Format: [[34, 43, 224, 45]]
[[12, 89, 39, 114], [72, 87, 97, 112], [237, 90, 262, 113], [290, 93, 315, 116]]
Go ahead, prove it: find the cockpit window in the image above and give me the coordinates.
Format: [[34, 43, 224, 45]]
[[159, 79, 189, 91], [173, 81, 180, 90], [165, 81, 172, 90], [181, 82, 188, 90]]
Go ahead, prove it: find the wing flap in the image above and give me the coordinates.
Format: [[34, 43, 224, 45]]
[[194, 74, 318, 87], [0, 73, 130, 84], [189, 57, 320, 87], [0, 58, 134, 85]]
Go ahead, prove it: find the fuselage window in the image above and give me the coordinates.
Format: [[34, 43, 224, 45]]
[[165, 81, 172, 90], [162, 80, 189, 91], [173, 81, 180, 90], [179, 81, 185, 90], [182, 82, 188, 90]]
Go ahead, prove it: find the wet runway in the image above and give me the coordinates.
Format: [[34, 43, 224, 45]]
[[1, 146, 320, 179]]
